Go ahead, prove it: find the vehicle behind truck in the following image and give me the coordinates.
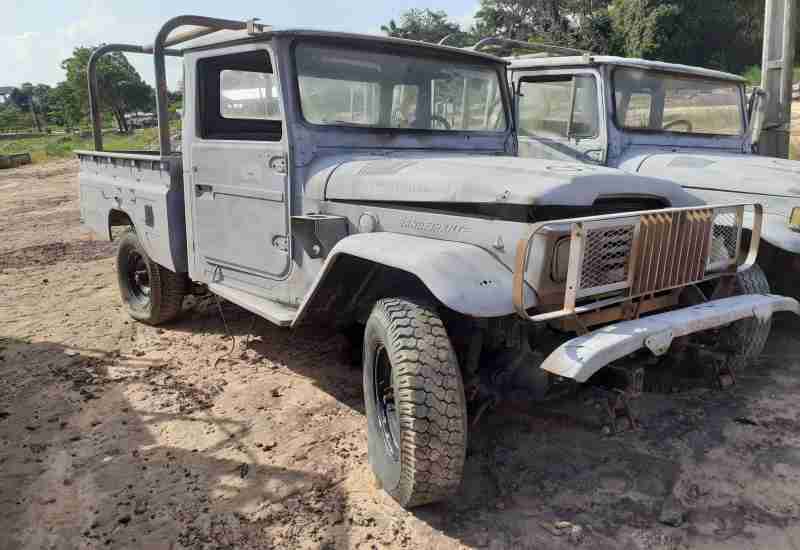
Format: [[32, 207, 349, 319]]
[[78, 16, 800, 509], [495, 39, 800, 296]]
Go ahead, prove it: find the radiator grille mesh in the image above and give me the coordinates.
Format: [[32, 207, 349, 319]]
[[579, 225, 635, 289]]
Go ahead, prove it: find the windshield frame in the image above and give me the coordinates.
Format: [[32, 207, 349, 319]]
[[290, 38, 511, 136], [610, 66, 747, 139]]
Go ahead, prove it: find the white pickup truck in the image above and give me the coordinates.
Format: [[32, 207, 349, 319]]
[[78, 15, 800, 508]]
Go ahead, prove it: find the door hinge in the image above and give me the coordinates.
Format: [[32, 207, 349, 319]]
[[268, 154, 288, 175], [272, 235, 289, 252]]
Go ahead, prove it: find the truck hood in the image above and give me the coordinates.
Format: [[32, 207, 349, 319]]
[[634, 152, 800, 199], [324, 156, 699, 207]]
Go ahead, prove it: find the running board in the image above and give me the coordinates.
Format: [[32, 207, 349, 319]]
[[208, 283, 297, 327]]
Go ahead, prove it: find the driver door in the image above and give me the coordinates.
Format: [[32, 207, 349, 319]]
[[513, 69, 607, 164], [186, 45, 290, 295]]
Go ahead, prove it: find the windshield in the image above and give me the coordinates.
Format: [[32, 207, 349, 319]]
[[295, 42, 507, 132], [613, 68, 744, 137]]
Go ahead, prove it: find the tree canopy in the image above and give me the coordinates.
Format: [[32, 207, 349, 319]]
[[380, 0, 796, 75], [0, 46, 154, 133], [381, 8, 469, 46], [61, 47, 154, 132]]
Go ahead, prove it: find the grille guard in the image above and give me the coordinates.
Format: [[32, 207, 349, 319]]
[[513, 204, 763, 323]]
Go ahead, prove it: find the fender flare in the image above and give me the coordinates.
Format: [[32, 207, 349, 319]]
[[292, 232, 538, 326]]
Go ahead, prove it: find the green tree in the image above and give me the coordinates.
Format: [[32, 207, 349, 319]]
[[610, 0, 743, 72], [0, 102, 29, 133], [61, 46, 154, 133], [8, 83, 52, 132], [47, 81, 82, 130], [470, 0, 613, 54], [473, 0, 566, 42], [381, 8, 469, 46]]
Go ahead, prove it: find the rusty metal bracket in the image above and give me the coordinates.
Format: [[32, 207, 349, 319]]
[[708, 354, 737, 389], [598, 388, 639, 434]]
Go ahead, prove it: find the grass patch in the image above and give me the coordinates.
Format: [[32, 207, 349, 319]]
[[0, 127, 171, 164]]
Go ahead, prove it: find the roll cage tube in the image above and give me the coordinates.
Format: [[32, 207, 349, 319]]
[[87, 15, 264, 153], [468, 37, 589, 57]]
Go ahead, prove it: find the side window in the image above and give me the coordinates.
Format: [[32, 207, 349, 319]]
[[198, 50, 282, 141], [518, 75, 599, 139], [220, 70, 281, 120]]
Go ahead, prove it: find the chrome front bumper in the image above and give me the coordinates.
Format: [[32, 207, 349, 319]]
[[540, 294, 800, 383]]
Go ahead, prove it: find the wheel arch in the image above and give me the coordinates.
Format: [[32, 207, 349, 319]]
[[292, 232, 538, 327], [108, 208, 134, 240]]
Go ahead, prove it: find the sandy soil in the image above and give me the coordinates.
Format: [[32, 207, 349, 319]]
[[3, 161, 800, 550]]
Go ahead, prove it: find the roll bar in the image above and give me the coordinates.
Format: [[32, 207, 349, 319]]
[[87, 15, 265, 154], [468, 37, 589, 57]]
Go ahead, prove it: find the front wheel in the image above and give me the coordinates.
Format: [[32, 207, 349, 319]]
[[363, 298, 467, 508], [116, 229, 186, 325], [719, 264, 772, 370]]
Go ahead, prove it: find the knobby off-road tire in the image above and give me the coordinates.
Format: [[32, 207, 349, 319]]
[[720, 264, 772, 370], [116, 229, 186, 325], [363, 298, 468, 508]]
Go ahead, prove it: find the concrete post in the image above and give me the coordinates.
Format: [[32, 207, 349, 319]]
[[760, 0, 797, 158]]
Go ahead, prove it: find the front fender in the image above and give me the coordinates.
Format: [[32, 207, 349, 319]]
[[759, 215, 800, 255], [292, 232, 538, 326]]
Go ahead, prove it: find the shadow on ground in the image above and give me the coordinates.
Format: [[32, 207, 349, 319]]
[[0, 335, 353, 549]]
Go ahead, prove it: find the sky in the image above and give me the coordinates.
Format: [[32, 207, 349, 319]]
[[1, 0, 480, 90]]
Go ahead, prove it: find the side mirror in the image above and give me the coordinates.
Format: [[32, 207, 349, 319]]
[[746, 87, 767, 149]]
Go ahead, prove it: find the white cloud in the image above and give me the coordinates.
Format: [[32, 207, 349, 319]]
[[0, 2, 179, 89], [452, 3, 480, 32]]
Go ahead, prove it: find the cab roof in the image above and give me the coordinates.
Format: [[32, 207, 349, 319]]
[[507, 54, 746, 83], [181, 28, 507, 65]]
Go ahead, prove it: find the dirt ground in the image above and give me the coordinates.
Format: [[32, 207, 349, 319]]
[[3, 161, 800, 550]]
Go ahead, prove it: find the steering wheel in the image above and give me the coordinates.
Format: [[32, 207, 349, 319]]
[[663, 119, 693, 132], [430, 115, 451, 131]]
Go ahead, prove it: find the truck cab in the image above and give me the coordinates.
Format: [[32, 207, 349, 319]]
[[507, 51, 800, 294], [78, 16, 800, 509]]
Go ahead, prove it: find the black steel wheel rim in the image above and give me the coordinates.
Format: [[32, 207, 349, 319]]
[[126, 249, 151, 305], [373, 345, 400, 461]]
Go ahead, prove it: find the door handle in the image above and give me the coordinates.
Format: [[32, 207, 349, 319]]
[[195, 184, 213, 197]]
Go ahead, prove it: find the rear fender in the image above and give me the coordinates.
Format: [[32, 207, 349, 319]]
[[292, 233, 538, 326]]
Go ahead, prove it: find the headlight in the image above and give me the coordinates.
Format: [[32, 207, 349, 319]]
[[789, 207, 800, 232]]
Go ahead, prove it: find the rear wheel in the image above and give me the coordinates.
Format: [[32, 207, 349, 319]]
[[116, 229, 186, 325], [719, 264, 772, 370], [363, 298, 467, 508]]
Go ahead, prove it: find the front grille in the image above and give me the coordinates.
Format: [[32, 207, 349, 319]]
[[571, 205, 744, 303], [514, 204, 758, 323], [628, 209, 713, 294], [579, 224, 636, 289]]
